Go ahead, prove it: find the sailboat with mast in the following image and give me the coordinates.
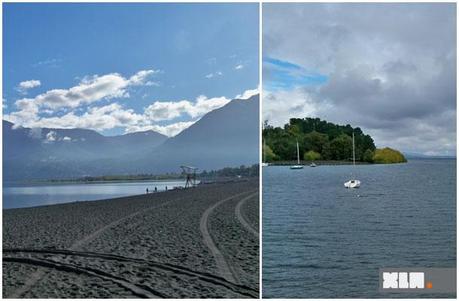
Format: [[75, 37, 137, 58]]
[[290, 140, 303, 169], [344, 132, 360, 188]]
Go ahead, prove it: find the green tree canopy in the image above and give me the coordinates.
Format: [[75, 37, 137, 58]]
[[363, 149, 375, 163], [263, 144, 278, 162], [329, 134, 352, 160], [303, 131, 329, 154], [304, 150, 321, 161]]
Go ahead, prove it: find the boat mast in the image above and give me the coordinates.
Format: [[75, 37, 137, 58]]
[[352, 132, 355, 166], [262, 139, 266, 163], [297, 140, 300, 164], [263, 140, 266, 163]]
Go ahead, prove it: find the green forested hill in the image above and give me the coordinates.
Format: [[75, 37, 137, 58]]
[[263, 118, 406, 164]]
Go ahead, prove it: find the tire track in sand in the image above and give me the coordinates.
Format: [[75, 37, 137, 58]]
[[4, 256, 165, 298], [235, 193, 259, 238], [3, 248, 258, 297], [70, 196, 181, 250], [8, 196, 180, 298], [200, 190, 258, 284]]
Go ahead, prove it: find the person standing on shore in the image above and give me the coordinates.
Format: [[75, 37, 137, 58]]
[[146, 188, 149, 194]]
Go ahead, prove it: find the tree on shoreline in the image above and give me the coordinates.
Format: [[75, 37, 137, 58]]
[[304, 150, 321, 161]]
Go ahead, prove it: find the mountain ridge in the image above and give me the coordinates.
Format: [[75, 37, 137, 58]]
[[3, 94, 259, 180]]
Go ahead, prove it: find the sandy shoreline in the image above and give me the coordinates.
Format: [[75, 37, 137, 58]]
[[3, 179, 259, 298]]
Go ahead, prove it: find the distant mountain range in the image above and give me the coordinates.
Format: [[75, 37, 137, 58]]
[[3, 95, 259, 180], [403, 152, 456, 159]]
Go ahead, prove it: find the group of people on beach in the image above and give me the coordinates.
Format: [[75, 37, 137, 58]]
[[146, 186, 168, 194]]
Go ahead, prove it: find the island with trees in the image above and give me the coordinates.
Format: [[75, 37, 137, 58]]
[[263, 118, 407, 165]]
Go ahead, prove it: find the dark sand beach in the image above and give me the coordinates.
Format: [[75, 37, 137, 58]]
[[3, 179, 259, 298]]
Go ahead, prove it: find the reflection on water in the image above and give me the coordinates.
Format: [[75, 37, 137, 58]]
[[263, 159, 456, 298], [3, 180, 187, 209]]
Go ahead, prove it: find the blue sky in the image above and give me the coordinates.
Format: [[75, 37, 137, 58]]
[[263, 57, 328, 91], [3, 3, 259, 136]]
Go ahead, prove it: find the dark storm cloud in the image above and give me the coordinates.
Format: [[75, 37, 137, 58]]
[[263, 3, 456, 156]]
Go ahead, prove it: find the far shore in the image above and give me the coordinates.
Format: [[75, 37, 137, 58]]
[[6, 175, 255, 186], [264, 160, 373, 166], [265, 157, 456, 166]]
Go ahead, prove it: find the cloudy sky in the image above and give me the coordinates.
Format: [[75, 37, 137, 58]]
[[263, 3, 456, 156], [3, 3, 258, 137]]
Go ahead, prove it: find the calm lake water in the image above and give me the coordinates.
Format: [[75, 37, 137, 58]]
[[263, 159, 456, 298], [3, 180, 187, 209]]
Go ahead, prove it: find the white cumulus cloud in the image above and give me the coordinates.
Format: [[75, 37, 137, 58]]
[[5, 86, 258, 138], [236, 86, 260, 100], [16, 80, 41, 94], [144, 95, 231, 121], [45, 131, 57, 142], [19, 69, 158, 112]]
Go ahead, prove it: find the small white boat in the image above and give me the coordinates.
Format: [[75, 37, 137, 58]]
[[344, 132, 360, 188], [290, 140, 303, 169], [310, 162, 317, 167], [344, 179, 360, 188], [262, 162, 269, 167]]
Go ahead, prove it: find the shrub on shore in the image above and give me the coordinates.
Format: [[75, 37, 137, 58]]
[[372, 147, 407, 164], [263, 144, 278, 161], [304, 150, 321, 161]]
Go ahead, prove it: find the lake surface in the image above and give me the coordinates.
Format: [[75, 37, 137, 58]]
[[3, 180, 187, 209], [262, 159, 456, 298]]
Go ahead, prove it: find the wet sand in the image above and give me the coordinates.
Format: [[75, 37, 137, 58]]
[[3, 179, 259, 298]]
